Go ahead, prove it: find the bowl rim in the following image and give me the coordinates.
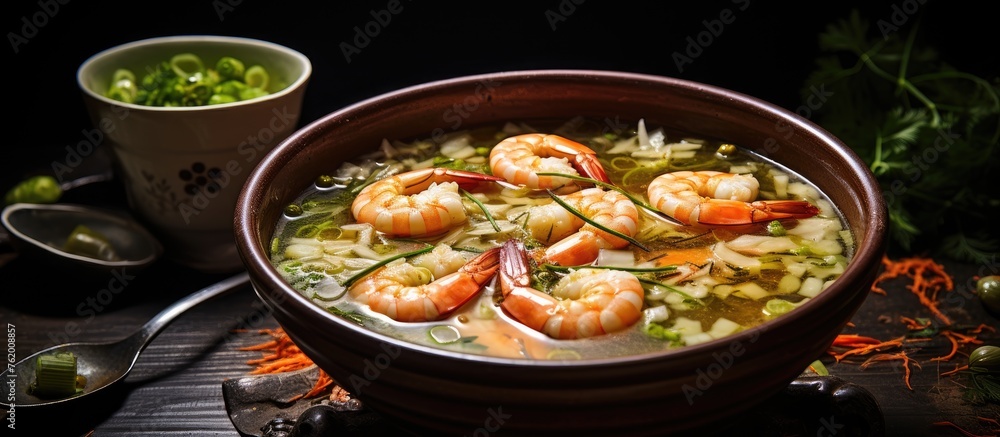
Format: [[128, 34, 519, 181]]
[[237, 69, 887, 368], [76, 34, 312, 112]]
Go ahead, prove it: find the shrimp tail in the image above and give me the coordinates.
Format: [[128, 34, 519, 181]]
[[498, 240, 557, 331], [401, 167, 502, 193], [543, 231, 600, 267], [750, 200, 821, 220], [459, 246, 503, 286], [421, 247, 501, 318], [572, 153, 611, 184], [697, 199, 820, 226]]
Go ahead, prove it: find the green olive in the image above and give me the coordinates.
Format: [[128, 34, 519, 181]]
[[976, 275, 1000, 314], [969, 345, 1000, 374]]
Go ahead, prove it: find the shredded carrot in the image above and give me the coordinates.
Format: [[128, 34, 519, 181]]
[[871, 255, 954, 325], [860, 352, 920, 390], [979, 417, 1000, 427], [933, 330, 985, 362], [941, 364, 969, 377], [900, 316, 932, 331], [239, 327, 336, 400], [932, 421, 997, 437], [830, 336, 905, 362], [830, 334, 883, 348], [969, 324, 997, 335]]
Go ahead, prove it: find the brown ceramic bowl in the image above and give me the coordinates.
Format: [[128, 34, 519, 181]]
[[235, 70, 887, 436]]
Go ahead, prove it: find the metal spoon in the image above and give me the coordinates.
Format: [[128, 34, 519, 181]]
[[1, 202, 163, 275], [0, 271, 251, 408]]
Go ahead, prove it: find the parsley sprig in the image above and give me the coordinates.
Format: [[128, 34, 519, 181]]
[[802, 10, 1000, 263]]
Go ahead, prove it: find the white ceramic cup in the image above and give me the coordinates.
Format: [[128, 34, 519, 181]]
[[77, 35, 311, 273]]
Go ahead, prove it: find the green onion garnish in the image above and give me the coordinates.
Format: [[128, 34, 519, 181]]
[[461, 188, 501, 232], [545, 190, 650, 252], [341, 244, 434, 288]]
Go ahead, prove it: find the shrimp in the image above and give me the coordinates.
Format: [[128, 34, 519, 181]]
[[351, 167, 501, 237], [525, 187, 639, 266], [489, 133, 610, 191], [349, 246, 501, 322], [497, 240, 644, 339], [647, 170, 820, 226]]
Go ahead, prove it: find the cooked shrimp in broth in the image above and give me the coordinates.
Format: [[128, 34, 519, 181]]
[[647, 170, 820, 227], [352, 167, 502, 237], [528, 187, 640, 267], [271, 119, 854, 360], [490, 133, 609, 191], [499, 240, 644, 339]]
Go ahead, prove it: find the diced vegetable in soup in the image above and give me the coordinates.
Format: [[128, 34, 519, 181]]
[[270, 118, 854, 359]]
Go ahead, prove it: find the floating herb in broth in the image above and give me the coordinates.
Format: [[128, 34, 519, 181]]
[[270, 118, 854, 359]]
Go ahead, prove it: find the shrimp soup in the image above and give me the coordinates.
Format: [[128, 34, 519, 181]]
[[269, 118, 854, 360]]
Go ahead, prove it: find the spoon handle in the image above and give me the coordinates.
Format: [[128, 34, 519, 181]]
[[136, 272, 251, 349]]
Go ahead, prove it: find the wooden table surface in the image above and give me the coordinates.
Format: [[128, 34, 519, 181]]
[[1, 190, 998, 436]]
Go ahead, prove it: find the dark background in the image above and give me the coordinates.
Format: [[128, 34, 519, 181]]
[[3, 0, 996, 198]]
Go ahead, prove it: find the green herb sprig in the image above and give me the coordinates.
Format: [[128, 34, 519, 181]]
[[803, 10, 1000, 263]]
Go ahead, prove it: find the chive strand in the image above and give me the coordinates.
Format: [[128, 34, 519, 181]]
[[341, 244, 434, 288], [537, 172, 683, 225], [637, 277, 705, 306], [545, 189, 650, 251], [461, 188, 501, 232]]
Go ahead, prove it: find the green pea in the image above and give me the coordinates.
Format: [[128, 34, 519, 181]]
[[976, 276, 1000, 314]]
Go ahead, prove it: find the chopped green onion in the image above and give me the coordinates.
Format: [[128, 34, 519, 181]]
[[215, 56, 246, 81], [63, 225, 120, 261], [169, 53, 205, 79], [764, 298, 796, 316], [767, 220, 787, 236], [244, 65, 270, 89], [429, 325, 462, 344], [546, 349, 582, 360], [31, 352, 81, 398]]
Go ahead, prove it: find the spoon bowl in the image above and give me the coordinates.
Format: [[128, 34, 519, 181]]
[[1, 272, 250, 408], [1, 202, 163, 276]]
